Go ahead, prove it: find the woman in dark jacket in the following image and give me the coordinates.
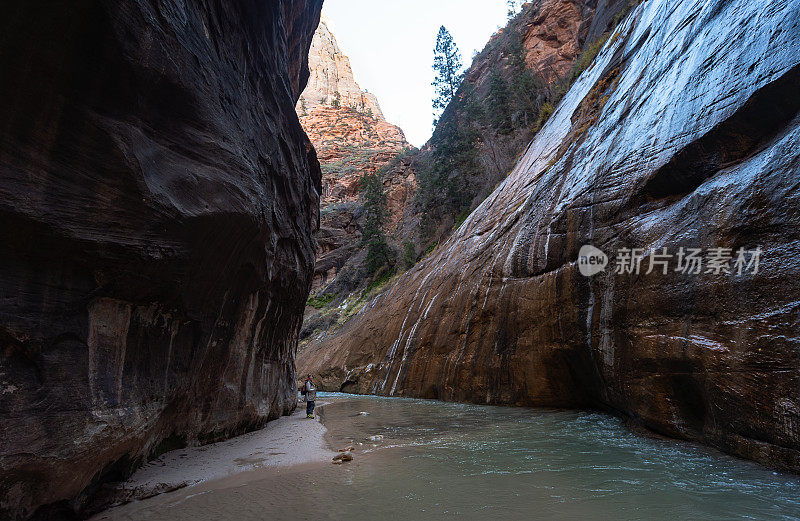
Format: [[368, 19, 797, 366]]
[[301, 374, 317, 418]]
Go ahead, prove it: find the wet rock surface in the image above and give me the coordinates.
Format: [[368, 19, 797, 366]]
[[0, 0, 322, 518], [299, 0, 800, 470], [298, 0, 616, 354]]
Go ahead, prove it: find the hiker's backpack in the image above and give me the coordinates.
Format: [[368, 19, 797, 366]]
[[305, 381, 317, 401]]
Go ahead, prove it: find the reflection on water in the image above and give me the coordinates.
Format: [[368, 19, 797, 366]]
[[100, 394, 800, 521]]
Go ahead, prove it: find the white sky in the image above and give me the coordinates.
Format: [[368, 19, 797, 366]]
[[321, 0, 510, 147]]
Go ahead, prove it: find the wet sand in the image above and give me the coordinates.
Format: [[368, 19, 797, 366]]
[[92, 399, 336, 516]]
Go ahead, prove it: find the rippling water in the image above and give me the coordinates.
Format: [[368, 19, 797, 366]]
[[101, 394, 800, 520]]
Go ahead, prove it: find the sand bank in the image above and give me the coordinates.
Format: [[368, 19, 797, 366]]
[[102, 401, 335, 507]]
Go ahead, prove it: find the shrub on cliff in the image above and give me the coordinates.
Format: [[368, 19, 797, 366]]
[[487, 67, 513, 134], [307, 292, 336, 309], [417, 111, 480, 239], [402, 241, 417, 268], [508, 31, 546, 128], [567, 33, 610, 85]]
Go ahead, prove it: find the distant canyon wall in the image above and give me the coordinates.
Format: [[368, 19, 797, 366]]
[[298, 18, 385, 119], [0, 1, 322, 518], [295, 19, 414, 293], [299, 0, 800, 470]]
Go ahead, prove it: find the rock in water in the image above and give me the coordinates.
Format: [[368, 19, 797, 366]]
[[332, 451, 353, 462], [299, 0, 800, 470], [0, 0, 322, 518]]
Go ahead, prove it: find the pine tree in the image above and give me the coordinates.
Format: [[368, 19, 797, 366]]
[[359, 170, 393, 275], [331, 91, 341, 108], [487, 67, 513, 133], [432, 26, 464, 125]]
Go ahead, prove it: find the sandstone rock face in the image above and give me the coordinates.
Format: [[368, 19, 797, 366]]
[[299, 0, 800, 470], [0, 1, 322, 518], [297, 18, 384, 119], [295, 19, 413, 292], [299, 0, 622, 353], [518, 0, 597, 82], [466, 0, 602, 94], [311, 149, 416, 292]]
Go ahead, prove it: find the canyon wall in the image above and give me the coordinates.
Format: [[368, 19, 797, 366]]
[[0, 0, 322, 518], [296, 19, 413, 291], [299, 0, 617, 350], [294, 19, 416, 345], [297, 19, 413, 293], [299, 0, 800, 470], [298, 18, 385, 119]]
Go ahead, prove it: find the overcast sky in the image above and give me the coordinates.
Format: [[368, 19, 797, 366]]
[[321, 0, 510, 147]]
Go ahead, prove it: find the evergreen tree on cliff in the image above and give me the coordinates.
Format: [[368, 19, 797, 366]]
[[360, 170, 393, 275], [487, 67, 513, 133], [432, 26, 464, 125]]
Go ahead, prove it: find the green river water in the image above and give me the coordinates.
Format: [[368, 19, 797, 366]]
[[99, 393, 800, 520]]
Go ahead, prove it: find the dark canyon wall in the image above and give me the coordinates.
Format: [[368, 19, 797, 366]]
[[0, 0, 322, 518], [299, 0, 800, 470]]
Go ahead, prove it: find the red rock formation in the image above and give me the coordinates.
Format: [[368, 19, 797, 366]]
[[295, 19, 413, 292], [0, 0, 322, 518], [299, 0, 800, 471], [297, 18, 386, 118]]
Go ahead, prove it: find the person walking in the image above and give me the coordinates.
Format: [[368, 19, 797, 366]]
[[301, 374, 317, 419]]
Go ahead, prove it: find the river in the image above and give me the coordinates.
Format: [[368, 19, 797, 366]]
[[97, 393, 800, 520]]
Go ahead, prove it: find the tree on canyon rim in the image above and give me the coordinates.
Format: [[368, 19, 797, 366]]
[[432, 25, 464, 126], [359, 169, 393, 275]]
